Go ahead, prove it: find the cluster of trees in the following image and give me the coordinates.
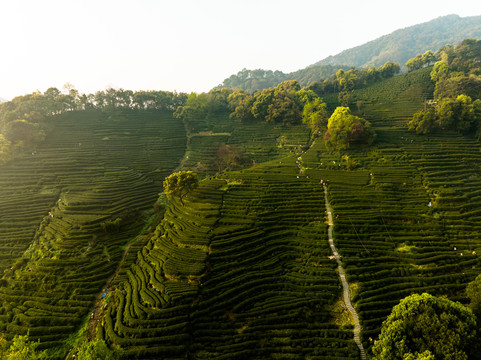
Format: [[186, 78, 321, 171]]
[[306, 62, 401, 102], [409, 95, 481, 135], [175, 80, 375, 151], [218, 65, 348, 92], [219, 69, 290, 92], [408, 39, 481, 136], [0, 333, 44, 360], [229, 80, 347, 141], [405, 50, 436, 72], [431, 38, 481, 100], [173, 88, 231, 127], [229, 80, 306, 125], [0, 86, 188, 163], [175, 81, 331, 134]]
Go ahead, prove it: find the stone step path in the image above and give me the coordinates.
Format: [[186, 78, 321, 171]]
[[323, 184, 366, 360]]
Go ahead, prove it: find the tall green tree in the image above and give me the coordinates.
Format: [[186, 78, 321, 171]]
[[228, 90, 255, 122], [408, 108, 436, 134], [163, 171, 199, 206], [323, 107, 374, 150], [372, 293, 479, 360], [265, 80, 302, 124], [298, 90, 329, 137]]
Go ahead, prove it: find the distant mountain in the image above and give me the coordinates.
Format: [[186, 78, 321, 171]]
[[314, 14, 481, 69], [219, 14, 481, 92], [0, 97, 7, 103]]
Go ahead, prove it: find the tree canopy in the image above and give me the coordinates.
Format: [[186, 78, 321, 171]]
[[306, 62, 400, 98], [228, 80, 328, 131], [372, 293, 479, 360], [76, 338, 121, 360], [408, 95, 481, 136], [163, 171, 199, 205], [217, 65, 346, 92], [323, 107, 375, 150], [0, 333, 45, 360], [408, 39, 481, 138], [431, 38, 481, 100], [405, 50, 436, 72]]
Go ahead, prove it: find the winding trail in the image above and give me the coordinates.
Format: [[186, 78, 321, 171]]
[[323, 184, 366, 360]]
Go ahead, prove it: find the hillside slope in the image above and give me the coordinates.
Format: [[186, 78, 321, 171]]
[[104, 69, 481, 358], [0, 110, 187, 356], [314, 14, 481, 69]]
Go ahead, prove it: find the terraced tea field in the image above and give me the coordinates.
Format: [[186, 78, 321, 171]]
[[104, 160, 360, 359], [180, 111, 311, 175], [0, 110, 186, 355], [299, 67, 481, 355], [2, 67, 481, 359]]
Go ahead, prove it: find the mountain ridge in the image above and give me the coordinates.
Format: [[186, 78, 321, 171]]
[[314, 14, 481, 69], [218, 14, 481, 91]]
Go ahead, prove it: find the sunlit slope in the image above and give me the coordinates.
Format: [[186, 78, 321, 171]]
[[300, 70, 481, 354], [105, 160, 359, 359], [0, 110, 186, 353]]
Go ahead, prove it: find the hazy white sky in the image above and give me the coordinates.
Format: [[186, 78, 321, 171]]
[[1, 0, 481, 99]]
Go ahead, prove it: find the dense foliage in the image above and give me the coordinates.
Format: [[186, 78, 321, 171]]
[[306, 62, 400, 103], [226, 80, 333, 139], [408, 39, 481, 136], [409, 94, 481, 135], [324, 107, 375, 150], [372, 293, 479, 360], [76, 338, 121, 360], [218, 65, 348, 92], [405, 50, 436, 72], [432, 38, 481, 100], [163, 171, 199, 205], [0, 333, 45, 360]]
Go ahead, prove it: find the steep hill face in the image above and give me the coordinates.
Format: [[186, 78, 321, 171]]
[[314, 14, 481, 69]]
